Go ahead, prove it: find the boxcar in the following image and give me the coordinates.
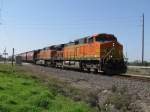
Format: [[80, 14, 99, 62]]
[[26, 51, 36, 63], [19, 52, 27, 62]]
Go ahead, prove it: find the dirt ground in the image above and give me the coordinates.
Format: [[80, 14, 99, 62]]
[[127, 66, 150, 76], [18, 64, 150, 112]]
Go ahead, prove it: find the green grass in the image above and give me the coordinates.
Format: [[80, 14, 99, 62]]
[[0, 64, 94, 112]]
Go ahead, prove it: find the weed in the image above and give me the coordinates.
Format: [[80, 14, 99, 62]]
[[9, 100, 17, 105], [30, 90, 39, 95], [101, 86, 133, 112], [37, 98, 50, 109], [0, 86, 5, 90], [111, 85, 117, 93], [0, 104, 10, 112]]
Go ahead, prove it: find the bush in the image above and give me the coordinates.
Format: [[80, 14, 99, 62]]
[[100, 86, 142, 112]]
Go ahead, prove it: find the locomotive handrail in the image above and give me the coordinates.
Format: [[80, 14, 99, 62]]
[[102, 46, 114, 62]]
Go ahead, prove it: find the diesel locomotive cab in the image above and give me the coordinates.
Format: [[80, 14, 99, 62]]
[[94, 34, 127, 74]]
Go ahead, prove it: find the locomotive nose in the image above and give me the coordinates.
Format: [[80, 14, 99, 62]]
[[101, 41, 123, 60], [111, 41, 123, 59]]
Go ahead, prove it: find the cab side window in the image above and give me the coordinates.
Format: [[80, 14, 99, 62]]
[[88, 37, 93, 43]]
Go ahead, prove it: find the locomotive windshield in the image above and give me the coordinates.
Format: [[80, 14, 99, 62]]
[[95, 35, 117, 42], [96, 37, 113, 42]]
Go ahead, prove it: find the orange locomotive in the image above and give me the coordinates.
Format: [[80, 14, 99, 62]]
[[63, 34, 126, 74], [35, 45, 64, 66], [18, 33, 127, 74]]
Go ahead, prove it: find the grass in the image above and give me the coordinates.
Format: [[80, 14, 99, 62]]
[[0, 64, 95, 112]]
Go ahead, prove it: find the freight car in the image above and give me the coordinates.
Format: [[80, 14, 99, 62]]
[[18, 33, 127, 74], [19, 52, 27, 62], [19, 51, 37, 63]]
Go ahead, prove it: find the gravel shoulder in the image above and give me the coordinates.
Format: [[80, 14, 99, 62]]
[[127, 66, 150, 76], [19, 64, 150, 112]]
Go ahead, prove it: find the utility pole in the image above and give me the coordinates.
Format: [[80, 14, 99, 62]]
[[141, 13, 144, 64], [12, 48, 14, 66], [3, 47, 8, 64]]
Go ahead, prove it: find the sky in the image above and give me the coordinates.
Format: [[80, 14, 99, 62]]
[[0, 0, 150, 61]]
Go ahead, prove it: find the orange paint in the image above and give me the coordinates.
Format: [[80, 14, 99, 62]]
[[63, 34, 123, 60], [38, 49, 56, 60]]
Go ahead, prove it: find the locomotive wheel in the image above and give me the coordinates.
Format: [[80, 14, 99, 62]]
[[87, 68, 91, 73], [94, 69, 98, 74]]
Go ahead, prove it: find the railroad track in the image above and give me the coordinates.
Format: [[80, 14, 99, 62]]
[[118, 74, 150, 82], [22, 63, 150, 82], [128, 66, 150, 69]]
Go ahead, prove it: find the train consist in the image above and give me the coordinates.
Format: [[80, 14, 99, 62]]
[[18, 33, 127, 74]]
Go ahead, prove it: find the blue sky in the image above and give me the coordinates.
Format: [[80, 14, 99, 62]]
[[0, 0, 150, 61]]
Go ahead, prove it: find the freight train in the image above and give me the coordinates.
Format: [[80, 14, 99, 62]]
[[18, 33, 127, 74]]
